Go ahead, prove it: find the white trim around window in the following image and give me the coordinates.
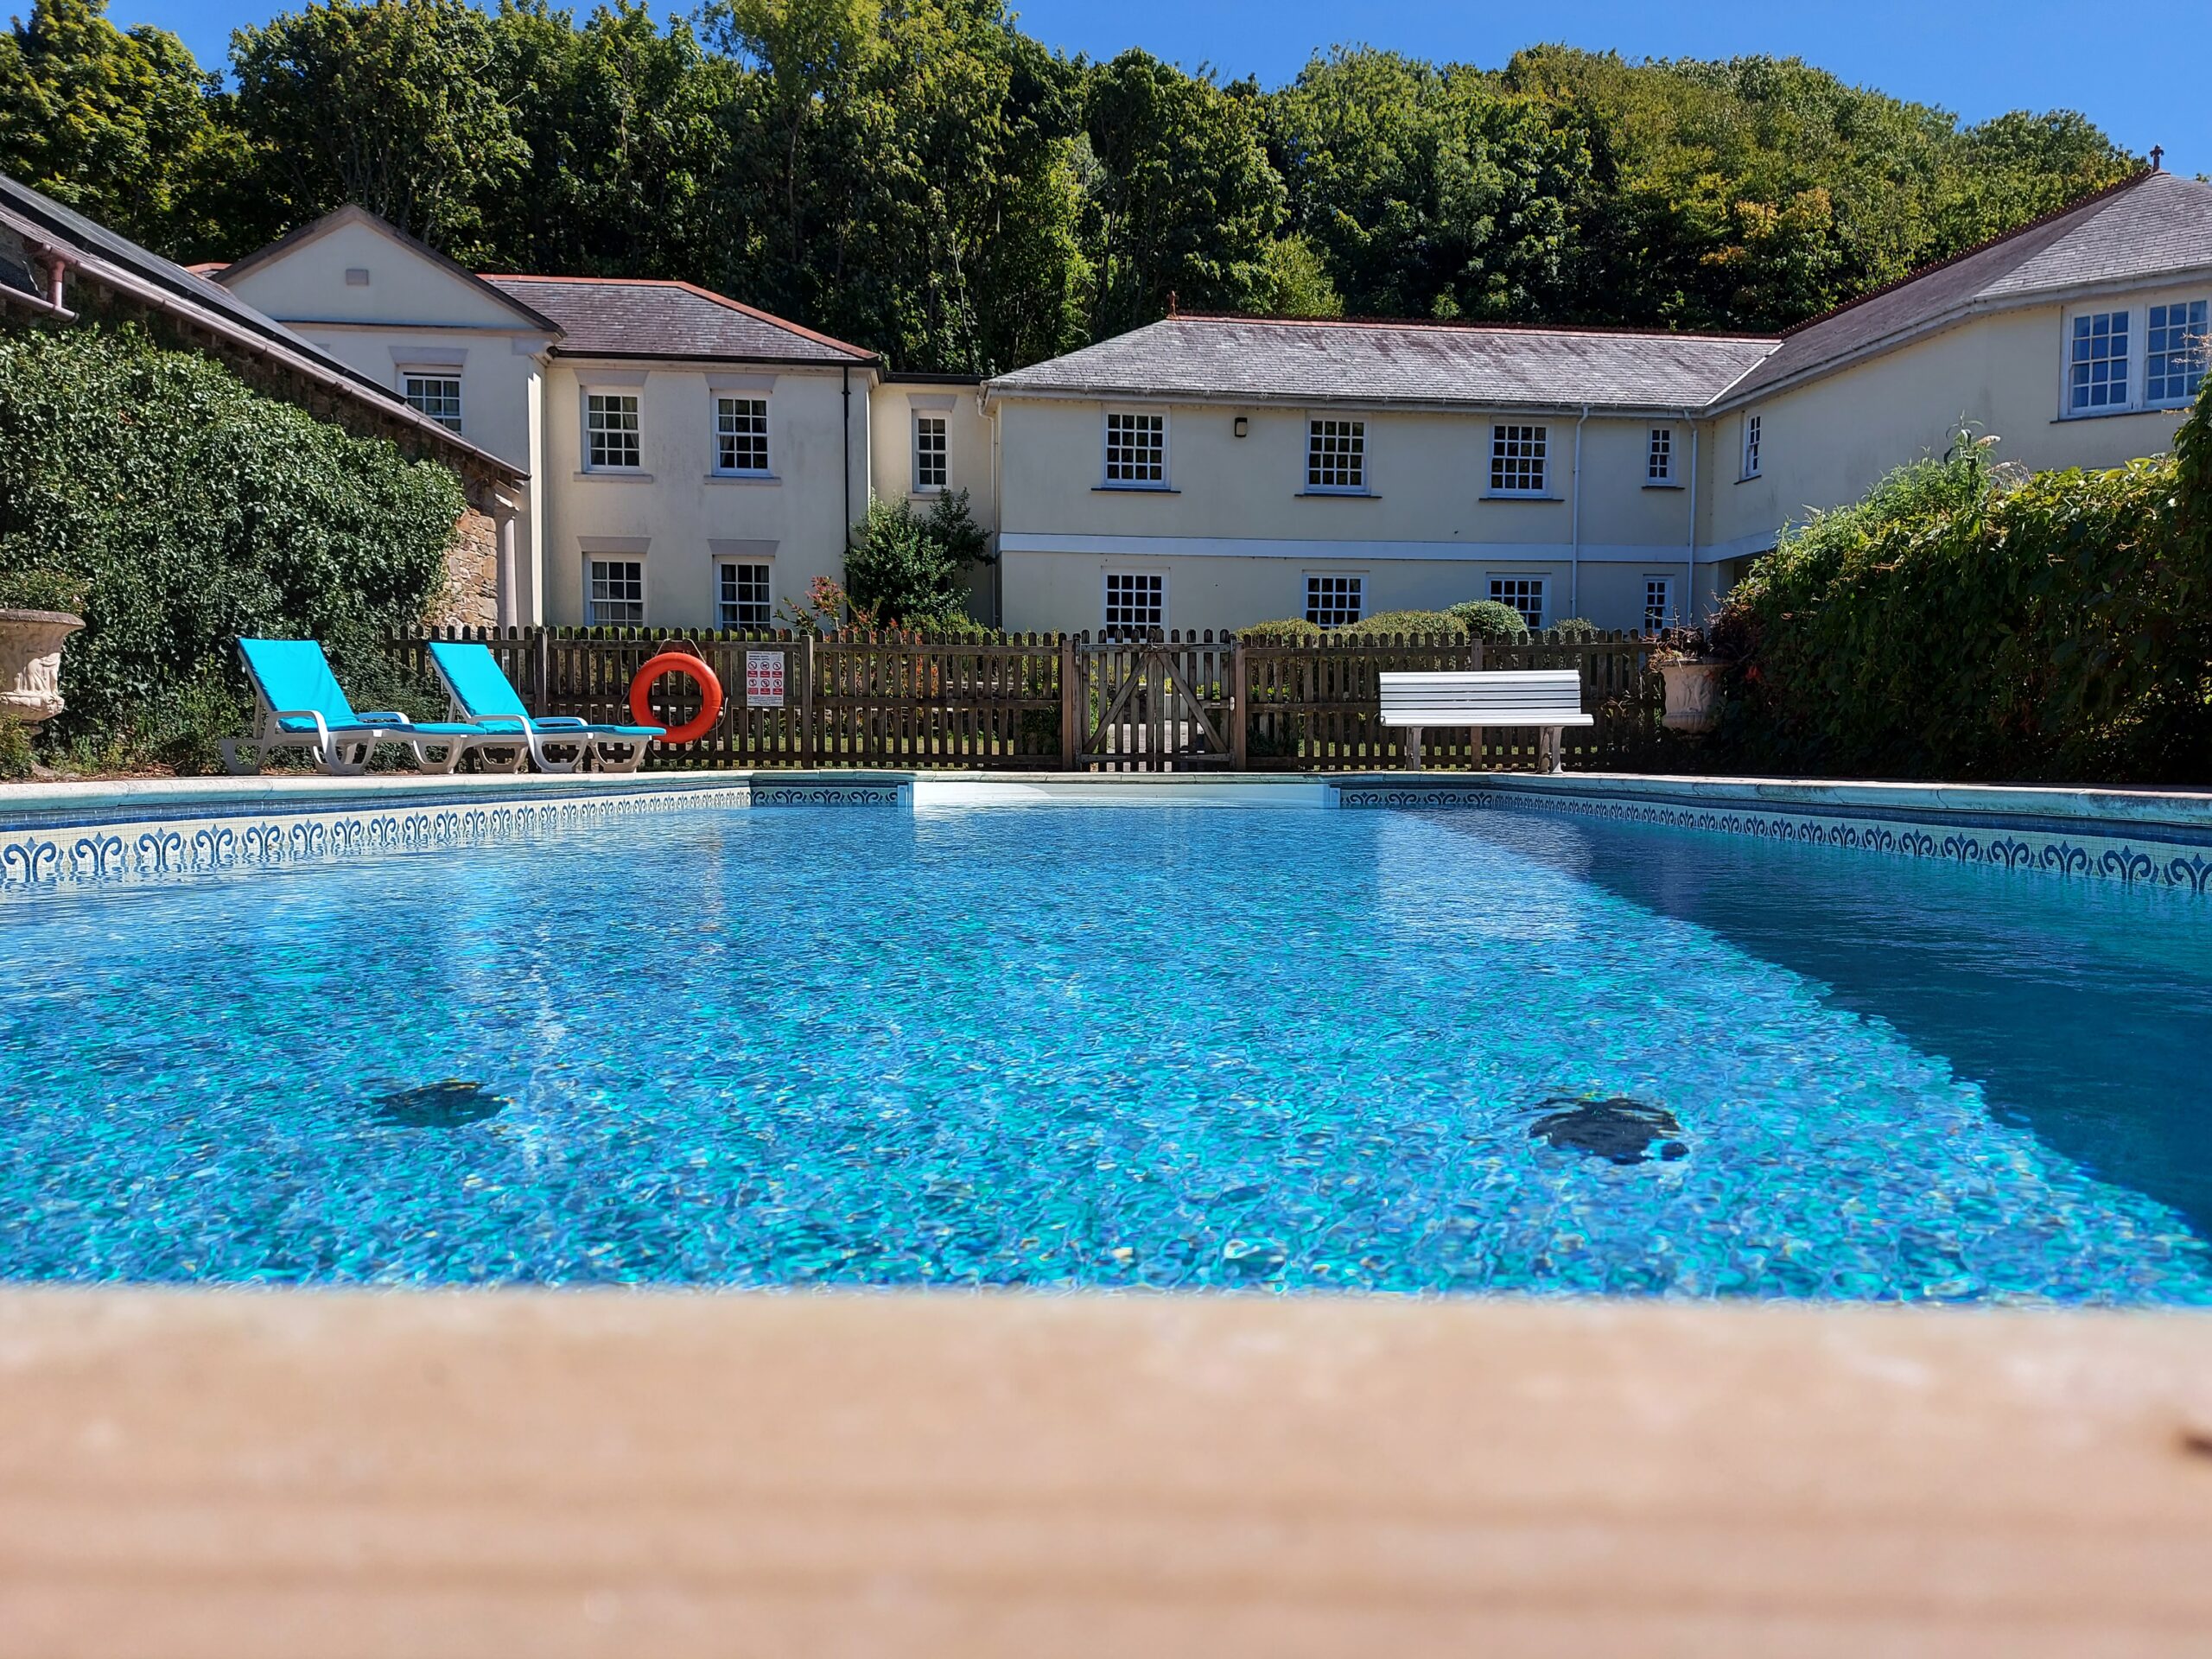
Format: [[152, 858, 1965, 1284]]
[[581, 543, 648, 626], [1303, 571, 1365, 627], [912, 410, 949, 493], [1645, 424, 1676, 486], [1642, 574, 1677, 632], [1303, 415, 1369, 493], [1101, 407, 1170, 489], [1486, 423, 1549, 497], [1739, 412, 1762, 480], [1101, 569, 1167, 637], [582, 386, 645, 474], [400, 371, 463, 434], [712, 393, 772, 477], [1486, 574, 1548, 629], [2059, 295, 2210, 417]]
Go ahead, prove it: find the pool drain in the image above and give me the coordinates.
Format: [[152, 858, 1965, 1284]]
[[373, 1080, 509, 1129], [1528, 1096, 1687, 1166]]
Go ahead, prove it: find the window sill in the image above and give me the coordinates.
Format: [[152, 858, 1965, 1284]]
[[1643, 481, 1685, 491], [703, 472, 779, 486], [909, 487, 948, 499], [1481, 492, 1562, 502], [2053, 404, 2190, 423], [575, 470, 653, 483], [1735, 473, 1762, 486], [1296, 488, 1376, 499], [1093, 484, 1179, 493]]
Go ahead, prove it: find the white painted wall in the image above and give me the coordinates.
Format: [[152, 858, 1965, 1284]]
[[541, 359, 871, 628]]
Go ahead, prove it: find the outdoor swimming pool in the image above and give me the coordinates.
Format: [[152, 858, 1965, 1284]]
[[3, 800, 2210, 1301]]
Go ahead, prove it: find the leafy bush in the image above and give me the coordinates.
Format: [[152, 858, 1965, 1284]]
[[844, 489, 988, 625], [0, 566, 87, 613], [1446, 599, 1530, 640], [1713, 397, 2212, 782], [1343, 608, 1465, 637], [0, 321, 463, 767], [1237, 617, 1322, 644]]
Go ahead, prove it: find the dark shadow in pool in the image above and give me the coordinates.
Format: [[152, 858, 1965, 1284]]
[[1483, 813, 2212, 1241], [373, 1081, 509, 1129], [1529, 1096, 1689, 1165]]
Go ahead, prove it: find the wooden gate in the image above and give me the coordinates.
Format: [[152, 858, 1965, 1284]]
[[1068, 632, 1236, 771]]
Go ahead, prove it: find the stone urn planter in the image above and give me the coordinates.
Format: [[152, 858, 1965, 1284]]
[[0, 609, 85, 730], [1657, 658, 1725, 734]]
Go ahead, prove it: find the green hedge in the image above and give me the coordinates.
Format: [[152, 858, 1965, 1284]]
[[1713, 385, 2212, 782], [0, 321, 462, 766]]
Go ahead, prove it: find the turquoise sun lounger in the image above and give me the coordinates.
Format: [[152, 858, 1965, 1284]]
[[219, 638, 493, 776], [426, 639, 663, 773]]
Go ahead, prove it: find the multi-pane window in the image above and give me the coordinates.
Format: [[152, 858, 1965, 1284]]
[[1489, 576, 1546, 629], [717, 562, 772, 630], [1304, 574, 1363, 628], [586, 392, 641, 469], [402, 373, 462, 433], [1647, 426, 1674, 483], [585, 558, 644, 626], [715, 397, 769, 474], [1741, 413, 1763, 478], [1643, 576, 1675, 632], [2146, 301, 2209, 405], [1104, 411, 1166, 484], [913, 414, 948, 490], [2069, 311, 2131, 411], [1490, 424, 1547, 494], [1306, 418, 1366, 491], [1103, 571, 1165, 637]]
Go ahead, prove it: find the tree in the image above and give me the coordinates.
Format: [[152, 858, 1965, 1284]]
[[1077, 49, 1284, 338], [229, 0, 530, 261], [0, 0, 241, 256]]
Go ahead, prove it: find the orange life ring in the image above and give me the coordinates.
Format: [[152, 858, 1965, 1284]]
[[629, 652, 722, 746]]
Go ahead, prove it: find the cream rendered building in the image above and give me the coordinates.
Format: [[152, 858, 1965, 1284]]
[[985, 168, 2212, 636], [215, 207, 985, 632]]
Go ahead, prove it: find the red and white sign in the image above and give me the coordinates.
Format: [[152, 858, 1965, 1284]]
[[745, 650, 785, 709]]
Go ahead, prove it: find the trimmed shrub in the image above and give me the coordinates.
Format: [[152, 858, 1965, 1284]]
[[1446, 599, 1530, 640], [0, 321, 463, 768], [1237, 617, 1322, 644], [1713, 393, 2212, 783], [1343, 608, 1465, 638], [845, 488, 988, 625]]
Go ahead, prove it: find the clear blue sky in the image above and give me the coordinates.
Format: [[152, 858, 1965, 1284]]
[[102, 0, 2209, 177]]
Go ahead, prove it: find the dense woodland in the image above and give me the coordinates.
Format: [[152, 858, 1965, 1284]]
[[2, 0, 2140, 373]]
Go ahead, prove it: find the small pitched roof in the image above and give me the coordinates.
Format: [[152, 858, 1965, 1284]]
[[0, 172, 519, 482], [480, 275, 875, 365], [988, 315, 1778, 412], [218, 205, 563, 334], [1713, 169, 2212, 410]]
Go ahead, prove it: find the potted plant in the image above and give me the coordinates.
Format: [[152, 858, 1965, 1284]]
[[1649, 626, 1724, 734], [0, 568, 87, 733]]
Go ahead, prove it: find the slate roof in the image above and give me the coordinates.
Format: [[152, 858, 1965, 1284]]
[[481, 276, 876, 365], [989, 315, 1778, 412], [1713, 169, 2212, 409], [0, 172, 519, 480]]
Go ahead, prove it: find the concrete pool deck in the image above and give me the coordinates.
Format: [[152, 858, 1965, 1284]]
[[0, 1291, 2208, 1657]]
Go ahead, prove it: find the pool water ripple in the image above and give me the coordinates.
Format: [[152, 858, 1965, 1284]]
[[2, 803, 2209, 1301]]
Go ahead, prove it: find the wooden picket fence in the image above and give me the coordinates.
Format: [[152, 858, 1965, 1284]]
[[385, 625, 1669, 772]]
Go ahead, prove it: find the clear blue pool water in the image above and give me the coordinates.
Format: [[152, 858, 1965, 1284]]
[[4, 801, 2211, 1301]]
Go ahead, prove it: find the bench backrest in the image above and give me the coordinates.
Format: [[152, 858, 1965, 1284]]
[[238, 638, 360, 732], [1378, 669, 1585, 721], [428, 639, 530, 721]]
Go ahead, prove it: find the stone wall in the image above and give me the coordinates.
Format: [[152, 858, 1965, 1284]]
[[429, 505, 499, 629]]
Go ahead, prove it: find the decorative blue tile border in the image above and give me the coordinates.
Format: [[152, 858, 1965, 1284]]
[[1335, 781, 2212, 895], [749, 782, 911, 808], [0, 782, 754, 894]]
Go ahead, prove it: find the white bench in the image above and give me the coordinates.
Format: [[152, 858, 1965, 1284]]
[[1378, 670, 1594, 772]]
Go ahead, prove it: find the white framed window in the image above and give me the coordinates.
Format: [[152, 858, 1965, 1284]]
[[913, 413, 948, 491], [585, 556, 644, 626], [1489, 575, 1547, 629], [402, 373, 462, 433], [1103, 570, 1165, 638], [1103, 410, 1166, 485], [715, 396, 769, 475], [1647, 426, 1674, 484], [1304, 574, 1363, 628], [1643, 575, 1675, 632], [1306, 417, 1366, 491], [586, 391, 641, 470], [2146, 301, 2208, 407], [1741, 412, 1763, 479], [1490, 424, 1547, 495], [716, 561, 773, 630], [2069, 311, 2131, 412]]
